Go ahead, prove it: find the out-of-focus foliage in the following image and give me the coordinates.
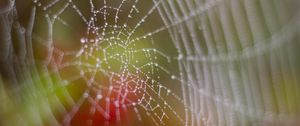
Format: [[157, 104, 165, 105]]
[[1, 0, 300, 126]]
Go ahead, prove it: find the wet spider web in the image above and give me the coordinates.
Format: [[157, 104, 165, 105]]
[[1, 0, 300, 126], [29, 0, 189, 125]]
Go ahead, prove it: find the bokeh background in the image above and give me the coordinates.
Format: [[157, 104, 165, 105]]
[[1, 0, 300, 126]]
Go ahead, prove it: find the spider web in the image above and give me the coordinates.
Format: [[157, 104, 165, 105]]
[[1, 0, 300, 126], [29, 0, 187, 125]]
